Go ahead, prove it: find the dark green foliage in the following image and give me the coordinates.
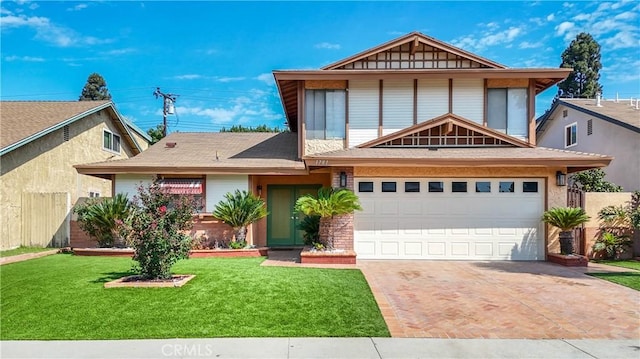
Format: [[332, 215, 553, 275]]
[[557, 32, 603, 98], [541, 207, 590, 232], [570, 169, 622, 192], [213, 190, 268, 245], [592, 232, 632, 260], [79, 73, 112, 101], [74, 194, 132, 247], [297, 215, 321, 246], [219, 124, 283, 133], [146, 124, 165, 145], [123, 179, 198, 279], [0, 256, 390, 339], [630, 191, 640, 229]]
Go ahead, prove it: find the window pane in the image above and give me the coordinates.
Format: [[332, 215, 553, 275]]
[[103, 131, 111, 149], [487, 89, 507, 133], [475, 181, 491, 193], [428, 181, 444, 192], [405, 182, 420, 192], [326, 90, 346, 139], [571, 124, 577, 144], [305, 90, 325, 140], [382, 182, 396, 192], [113, 134, 121, 152], [506, 88, 528, 138], [452, 182, 467, 192], [499, 181, 514, 193], [358, 182, 373, 192], [523, 182, 538, 193], [565, 126, 572, 146]]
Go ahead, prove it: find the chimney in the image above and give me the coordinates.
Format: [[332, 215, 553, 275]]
[[616, 92, 619, 103], [165, 142, 176, 148], [630, 98, 634, 106], [596, 92, 602, 107], [636, 99, 639, 110]]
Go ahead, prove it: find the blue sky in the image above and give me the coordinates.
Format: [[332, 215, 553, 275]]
[[1, 1, 639, 134]]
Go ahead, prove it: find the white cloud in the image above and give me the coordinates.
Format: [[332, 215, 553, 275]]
[[100, 48, 136, 56], [546, 14, 555, 21], [255, 73, 274, 85], [67, 4, 88, 12], [563, 2, 574, 8], [452, 25, 524, 52], [519, 41, 543, 49], [555, 21, 575, 36], [173, 74, 203, 80], [602, 31, 639, 49], [614, 11, 637, 20], [4, 55, 44, 62], [0, 14, 112, 47], [314, 42, 340, 50], [217, 76, 245, 83]]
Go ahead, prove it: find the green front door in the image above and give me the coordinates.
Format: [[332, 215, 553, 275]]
[[267, 185, 320, 247]]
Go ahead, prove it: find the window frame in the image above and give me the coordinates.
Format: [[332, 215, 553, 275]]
[[564, 122, 577, 148], [451, 181, 468, 193], [381, 182, 397, 193], [404, 182, 420, 193], [158, 177, 206, 213], [475, 181, 491, 193], [428, 181, 444, 193], [304, 89, 346, 140], [102, 129, 121, 154], [486, 87, 528, 138], [358, 182, 374, 193]]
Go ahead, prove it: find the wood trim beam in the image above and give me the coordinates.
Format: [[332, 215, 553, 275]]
[[298, 81, 305, 158], [483, 79, 488, 126], [413, 79, 418, 125], [379, 79, 383, 137], [528, 79, 537, 146], [345, 80, 350, 148], [448, 79, 453, 113]]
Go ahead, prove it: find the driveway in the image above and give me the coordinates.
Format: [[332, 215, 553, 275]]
[[358, 261, 640, 339]]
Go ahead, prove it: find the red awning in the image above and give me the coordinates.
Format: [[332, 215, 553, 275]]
[[159, 179, 203, 195]]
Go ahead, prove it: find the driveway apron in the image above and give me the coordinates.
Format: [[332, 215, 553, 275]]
[[358, 260, 640, 339]]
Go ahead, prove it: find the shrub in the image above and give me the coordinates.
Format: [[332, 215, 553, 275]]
[[541, 207, 590, 232], [213, 190, 268, 246], [297, 215, 321, 246], [570, 169, 622, 192], [592, 232, 632, 260], [74, 193, 132, 247], [123, 179, 198, 280]]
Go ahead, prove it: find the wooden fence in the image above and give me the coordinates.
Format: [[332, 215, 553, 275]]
[[567, 187, 586, 255], [21, 192, 70, 247]]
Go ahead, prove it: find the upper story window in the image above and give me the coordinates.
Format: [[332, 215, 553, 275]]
[[565, 123, 577, 148], [487, 88, 528, 139], [305, 89, 346, 140], [103, 129, 121, 153]]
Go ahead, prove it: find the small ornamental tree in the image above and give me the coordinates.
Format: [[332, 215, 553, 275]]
[[74, 193, 132, 247], [124, 179, 198, 279], [570, 169, 622, 192], [213, 190, 268, 248]]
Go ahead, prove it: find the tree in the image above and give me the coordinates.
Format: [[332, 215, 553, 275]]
[[557, 33, 603, 98], [213, 190, 268, 247], [571, 169, 622, 192], [147, 125, 165, 145], [219, 124, 283, 133], [79, 73, 112, 101]]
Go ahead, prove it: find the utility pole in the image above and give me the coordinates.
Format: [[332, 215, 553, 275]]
[[153, 87, 178, 137]]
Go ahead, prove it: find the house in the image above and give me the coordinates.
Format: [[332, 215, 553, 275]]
[[536, 97, 640, 190], [76, 32, 613, 261], [0, 101, 151, 249]]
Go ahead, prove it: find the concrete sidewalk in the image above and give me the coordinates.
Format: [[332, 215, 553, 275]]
[[2, 338, 639, 359]]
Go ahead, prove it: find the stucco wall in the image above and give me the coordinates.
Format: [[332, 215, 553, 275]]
[[305, 139, 344, 155], [582, 192, 635, 258], [354, 166, 565, 256], [537, 104, 640, 190], [0, 110, 135, 249]]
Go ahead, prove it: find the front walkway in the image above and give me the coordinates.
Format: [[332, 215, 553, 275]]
[[359, 260, 640, 339]]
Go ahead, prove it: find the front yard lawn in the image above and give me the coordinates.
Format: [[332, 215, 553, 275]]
[[589, 260, 640, 291], [0, 255, 389, 339], [0, 246, 54, 258]]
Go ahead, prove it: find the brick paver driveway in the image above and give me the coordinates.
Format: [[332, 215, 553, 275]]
[[358, 261, 640, 339]]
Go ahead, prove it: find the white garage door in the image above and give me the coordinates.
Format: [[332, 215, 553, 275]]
[[354, 178, 544, 260]]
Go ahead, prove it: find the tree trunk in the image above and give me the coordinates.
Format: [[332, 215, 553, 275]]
[[319, 217, 332, 250], [234, 226, 247, 243], [559, 231, 574, 255]]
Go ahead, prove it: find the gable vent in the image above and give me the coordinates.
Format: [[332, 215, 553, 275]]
[[587, 119, 593, 136], [63, 125, 70, 142]]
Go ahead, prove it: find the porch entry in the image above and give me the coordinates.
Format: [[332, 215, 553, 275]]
[[267, 185, 321, 247]]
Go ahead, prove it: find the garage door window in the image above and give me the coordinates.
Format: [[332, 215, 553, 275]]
[[452, 182, 467, 193], [523, 182, 538, 193], [405, 182, 420, 192], [358, 182, 374, 192], [475, 182, 491, 193], [428, 181, 444, 192], [382, 182, 397, 192], [499, 181, 514, 193]]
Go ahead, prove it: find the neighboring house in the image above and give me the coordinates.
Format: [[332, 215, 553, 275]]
[[536, 98, 640, 190], [76, 32, 612, 261], [0, 101, 151, 249]]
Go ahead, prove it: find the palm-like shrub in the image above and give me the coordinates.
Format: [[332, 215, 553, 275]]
[[592, 232, 632, 260], [297, 215, 321, 246], [213, 190, 268, 246], [542, 207, 590, 255], [74, 193, 132, 247], [295, 187, 362, 250]]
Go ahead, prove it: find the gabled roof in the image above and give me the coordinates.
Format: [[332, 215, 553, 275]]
[[75, 132, 306, 175], [303, 146, 612, 172], [537, 98, 640, 134], [0, 101, 149, 156], [322, 31, 506, 70], [358, 113, 532, 149]]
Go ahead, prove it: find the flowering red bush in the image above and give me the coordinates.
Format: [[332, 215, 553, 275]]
[[122, 178, 199, 279]]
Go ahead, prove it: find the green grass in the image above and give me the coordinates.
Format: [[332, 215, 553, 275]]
[[0, 254, 389, 339], [593, 260, 640, 271], [588, 272, 640, 291], [0, 246, 55, 258]]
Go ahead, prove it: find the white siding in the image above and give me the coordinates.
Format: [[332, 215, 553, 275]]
[[349, 80, 379, 147], [382, 79, 413, 135], [114, 174, 154, 199], [206, 175, 249, 212], [452, 79, 484, 124], [417, 79, 449, 121]]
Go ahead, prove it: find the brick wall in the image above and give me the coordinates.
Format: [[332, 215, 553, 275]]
[[70, 220, 95, 248], [327, 167, 355, 251]]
